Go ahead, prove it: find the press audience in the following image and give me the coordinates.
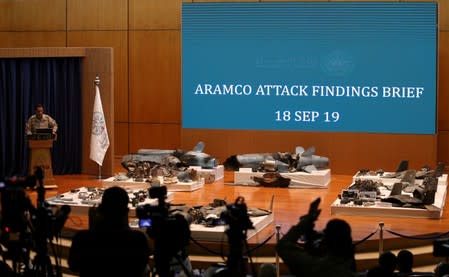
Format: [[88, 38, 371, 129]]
[[366, 251, 397, 277], [397, 249, 414, 276], [434, 262, 449, 277], [68, 186, 151, 277]]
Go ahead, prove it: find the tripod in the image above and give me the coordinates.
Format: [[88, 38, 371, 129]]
[[152, 242, 193, 277], [142, 187, 192, 277], [224, 197, 256, 277], [28, 168, 62, 277]]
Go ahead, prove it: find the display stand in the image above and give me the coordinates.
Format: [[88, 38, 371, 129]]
[[47, 186, 272, 241], [233, 168, 331, 188], [102, 176, 205, 192], [188, 212, 274, 241], [189, 165, 224, 182], [28, 139, 57, 189], [353, 171, 448, 187], [331, 174, 448, 218], [46, 186, 174, 216]]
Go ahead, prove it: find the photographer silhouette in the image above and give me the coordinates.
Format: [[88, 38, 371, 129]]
[[204, 196, 255, 277], [0, 166, 70, 277], [137, 185, 192, 277], [223, 196, 254, 277], [68, 186, 151, 277], [276, 198, 357, 277]]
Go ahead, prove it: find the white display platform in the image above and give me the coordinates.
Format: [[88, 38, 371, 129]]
[[233, 168, 331, 188], [102, 176, 204, 192], [331, 174, 448, 218], [353, 172, 448, 187], [189, 212, 274, 241], [46, 187, 174, 217], [189, 165, 224, 182], [129, 212, 273, 242]]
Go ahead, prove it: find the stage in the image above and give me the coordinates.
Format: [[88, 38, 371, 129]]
[[36, 162, 449, 272], [44, 168, 449, 243]]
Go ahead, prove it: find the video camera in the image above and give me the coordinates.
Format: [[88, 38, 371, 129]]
[[221, 196, 254, 235], [135, 186, 169, 226], [0, 167, 71, 275], [136, 185, 192, 277], [136, 186, 191, 246], [0, 176, 35, 235]]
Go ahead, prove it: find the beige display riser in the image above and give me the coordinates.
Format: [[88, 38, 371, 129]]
[[234, 168, 330, 188], [102, 176, 204, 192], [47, 186, 273, 241], [331, 174, 448, 218], [46, 186, 174, 217]]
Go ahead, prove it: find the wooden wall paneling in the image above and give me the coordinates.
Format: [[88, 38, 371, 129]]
[[0, 32, 67, 48], [181, 130, 437, 175], [439, 0, 449, 30], [115, 122, 129, 157], [438, 131, 449, 167], [67, 31, 129, 122], [438, 31, 449, 130], [0, 47, 86, 58], [0, 0, 443, 176], [129, 123, 181, 152], [129, 30, 181, 123], [0, 0, 66, 31], [67, 0, 128, 31], [81, 48, 114, 176], [129, 0, 181, 30]]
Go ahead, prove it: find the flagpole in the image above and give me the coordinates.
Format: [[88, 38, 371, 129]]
[[94, 75, 103, 179], [90, 73, 110, 179], [97, 163, 102, 180]]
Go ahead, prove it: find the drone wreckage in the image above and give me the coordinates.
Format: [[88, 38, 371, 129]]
[[119, 141, 218, 184], [224, 146, 329, 187], [340, 161, 446, 210]]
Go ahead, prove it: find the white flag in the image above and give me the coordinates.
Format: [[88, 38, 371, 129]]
[[89, 85, 110, 166]]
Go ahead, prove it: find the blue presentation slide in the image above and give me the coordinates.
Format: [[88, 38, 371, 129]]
[[182, 2, 437, 134]]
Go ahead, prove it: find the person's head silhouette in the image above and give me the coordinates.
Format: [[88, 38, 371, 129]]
[[93, 186, 130, 229], [379, 251, 397, 274], [69, 186, 151, 277], [397, 249, 413, 273], [323, 218, 353, 257]]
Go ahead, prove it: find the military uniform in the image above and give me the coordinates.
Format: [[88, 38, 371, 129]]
[[25, 114, 58, 135]]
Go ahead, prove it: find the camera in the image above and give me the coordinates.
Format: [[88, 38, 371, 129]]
[[138, 218, 152, 228], [136, 185, 192, 277], [0, 167, 71, 276], [222, 201, 254, 233], [135, 186, 191, 247]]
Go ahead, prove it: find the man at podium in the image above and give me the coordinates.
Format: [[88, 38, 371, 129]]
[[25, 104, 58, 139], [25, 104, 58, 188]]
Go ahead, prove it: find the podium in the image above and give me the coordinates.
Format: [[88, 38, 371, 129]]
[[28, 139, 57, 189]]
